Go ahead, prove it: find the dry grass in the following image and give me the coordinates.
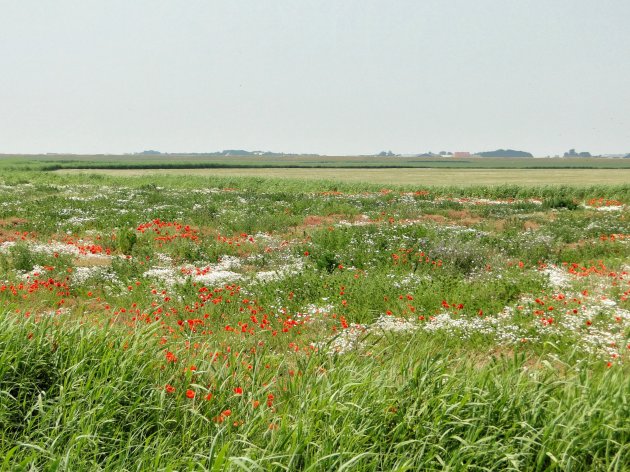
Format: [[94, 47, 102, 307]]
[[0, 217, 28, 226]]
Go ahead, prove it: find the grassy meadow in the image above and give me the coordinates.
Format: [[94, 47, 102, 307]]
[[0, 158, 629, 470]]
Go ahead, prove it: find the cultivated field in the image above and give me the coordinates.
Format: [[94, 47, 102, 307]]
[[3, 154, 630, 170], [0, 166, 629, 470], [59, 167, 630, 186]]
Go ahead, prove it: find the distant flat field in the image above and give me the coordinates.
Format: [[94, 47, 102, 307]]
[[57, 168, 630, 186], [5, 154, 630, 169]]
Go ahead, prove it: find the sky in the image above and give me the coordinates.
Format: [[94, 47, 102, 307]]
[[0, 0, 628, 156]]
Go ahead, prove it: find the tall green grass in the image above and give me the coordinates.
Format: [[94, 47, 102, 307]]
[[1, 315, 627, 471]]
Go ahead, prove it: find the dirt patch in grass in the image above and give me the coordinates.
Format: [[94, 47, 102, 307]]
[[0, 217, 27, 227], [447, 210, 483, 226], [526, 211, 556, 222], [523, 220, 541, 231], [422, 214, 448, 224], [459, 217, 482, 226], [75, 256, 112, 267], [303, 215, 338, 227], [0, 228, 27, 241], [468, 347, 517, 369], [563, 240, 588, 250], [492, 219, 508, 231], [420, 213, 483, 227], [292, 214, 369, 233], [305, 213, 365, 226], [447, 210, 473, 220], [472, 347, 545, 371]]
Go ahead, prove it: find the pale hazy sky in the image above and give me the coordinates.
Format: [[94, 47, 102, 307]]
[[1, 0, 628, 156]]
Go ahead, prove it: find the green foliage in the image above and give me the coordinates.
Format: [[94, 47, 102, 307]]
[[314, 251, 340, 273], [542, 196, 579, 210], [6, 244, 66, 273], [116, 228, 137, 254], [9, 244, 37, 272]]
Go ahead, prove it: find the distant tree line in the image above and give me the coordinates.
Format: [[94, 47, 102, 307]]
[[136, 148, 626, 158], [476, 149, 533, 157], [563, 149, 592, 158]]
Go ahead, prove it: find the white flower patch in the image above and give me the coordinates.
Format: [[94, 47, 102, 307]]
[[422, 312, 495, 338], [142, 253, 245, 288], [398, 194, 417, 205], [582, 205, 625, 212], [252, 233, 277, 244], [599, 205, 625, 212], [541, 266, 571, 289], [435, 197, 543, 206], [189, 270, 242, 286], [518, 288, 630, 358], [215, 255, 242, 271], [144, 259, 244, 288], [370, 315, 418, 333], [4, 239, 111, 262], [18, 265, 47, 281], [336, 214, 373, 227], [143, 267, 184, 287], [432, 224, 488, 237], [255, 271, 285, 282], [71, 266, 119, 286], [0, 241, 17, 252], [253, 256, 304, 283], [156, 253, 173, 265], [313, 324, 367, 354], [392, 273, 429, 289], [335, 220, 354, 227], [72, 266, 102, 285], [319, 307, 532, 355]]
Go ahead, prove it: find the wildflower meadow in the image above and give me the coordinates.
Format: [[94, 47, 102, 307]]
[[0, 168, 628, 470]]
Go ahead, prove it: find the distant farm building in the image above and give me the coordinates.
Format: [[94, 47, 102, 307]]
[[453, 152, 471, 158]]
